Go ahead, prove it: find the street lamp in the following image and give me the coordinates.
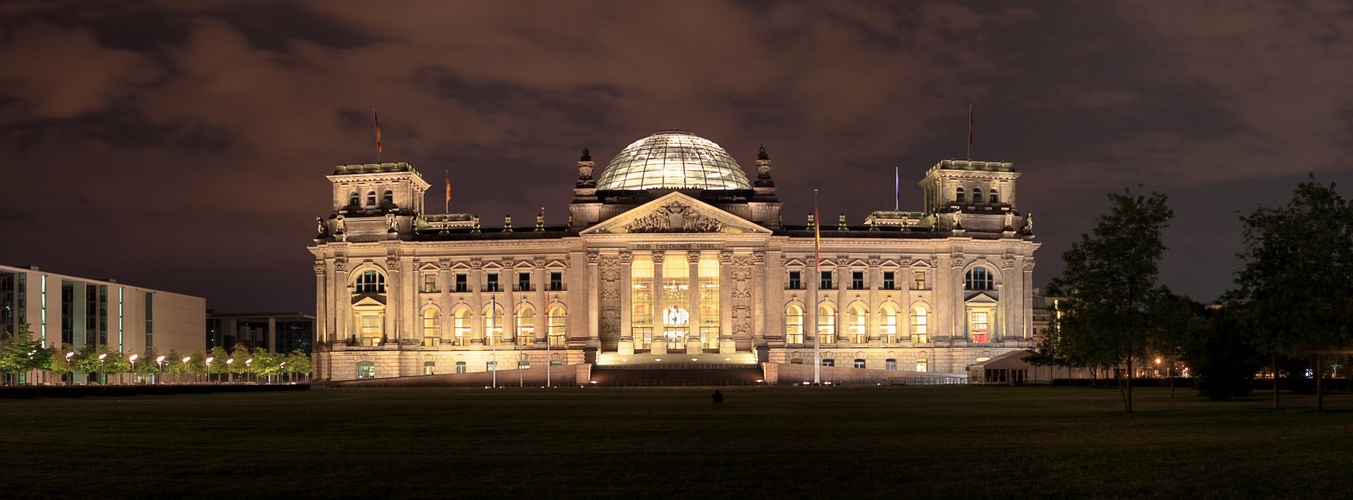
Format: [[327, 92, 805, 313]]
[[206, 357, 214, 384], [155, 356, 165, 384], [129, 354, 138, 385], [246, 359, 253, 384], [226, 358, 234, 383], [64, 352, 75, 386], [97, 353, 107, 385], [183, 356, 191, 384], [279, 362, 286, 384]]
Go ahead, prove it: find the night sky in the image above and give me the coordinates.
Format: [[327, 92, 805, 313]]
[[3, 1, 1351, 313]]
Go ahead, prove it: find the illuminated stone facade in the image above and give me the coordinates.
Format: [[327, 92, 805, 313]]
[[309, 131, 1039, 382]]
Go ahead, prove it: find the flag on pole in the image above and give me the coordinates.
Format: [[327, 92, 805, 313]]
[[374, 109, 382, 154], [445, 170, 451, 214], [894, 166, 899, 211]]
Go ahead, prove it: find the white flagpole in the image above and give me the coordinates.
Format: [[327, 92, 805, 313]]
[[492, 295, 498, 388], [813, 189, 821, 385]]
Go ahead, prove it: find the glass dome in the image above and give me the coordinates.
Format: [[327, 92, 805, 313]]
[[595, 130, 752, 191]]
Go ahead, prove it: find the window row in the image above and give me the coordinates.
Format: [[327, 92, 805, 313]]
[[349, 189, 394, 208], [784, 304, 930, 344], [954, 186, 1000, 204], [356, 359, 564, 379], [421, 271, 565, 293], [416, 306, 568, 347], [786, 357, 928, 372], [786, 270, 929, 290]]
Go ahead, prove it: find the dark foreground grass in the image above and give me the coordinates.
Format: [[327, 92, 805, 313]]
[[3, 386, 1353, 499]]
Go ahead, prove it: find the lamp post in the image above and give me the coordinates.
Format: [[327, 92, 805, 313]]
[[545, 309, 551, 388], [279, 362, 286, 384], [246, 359, 253, 384], [226, 358, 234, 383], [97, 353, 107, 385], [155, 356, 165, 385], [182, 356, 191, 384], [206, 357, 214, 384], [129, 354, 138, 385], [65, 352, 74, 386], [492, 295, 498, 389]]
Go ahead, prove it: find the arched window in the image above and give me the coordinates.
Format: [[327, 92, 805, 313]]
[[911, 306, 929, 343], [356, 361, 375, 379], [516, 307, 535, 346], [847, 304, 867, 343], [965, 267, 994, 290], [383, 190, 393, 205], [955, 187, 965, 203], [366, 191, 376, 206], [785, 304, 804, 344], [356, 270, 386, 293], [973, 188, 982, 204], [878, 304, 898, 343], [453, 307, 471, 346], [349, 191, 359, 206], [454, 361, 467, 374], [818, 304, 836, 344], [485, 304, 504, 346], [990, 190, 999, 204], [547, 306, 567, 347], [422, 308, 440, 346]]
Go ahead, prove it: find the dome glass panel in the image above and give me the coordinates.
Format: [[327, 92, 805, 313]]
[[595, 130, 751, 190]]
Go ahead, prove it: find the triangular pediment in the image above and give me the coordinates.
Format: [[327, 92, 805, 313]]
[[965, 291, 999, 304], [581, 192, 772, 235]]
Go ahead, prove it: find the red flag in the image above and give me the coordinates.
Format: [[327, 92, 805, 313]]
[[374, 109, 382, 153], [445, 170, 450, 214]]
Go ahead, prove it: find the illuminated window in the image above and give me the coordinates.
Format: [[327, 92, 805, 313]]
[[422, 309, 440, 346], [453, 308, 471, 346], [913, 271, 926, 290], [911, 306, 929, 344], [356, 361, 375, 379], [485, 304, 504, 346], [847, 304, 867, 343], [516, 308, 534, 346], [547, 306, 566, 347], [486, 361, 497, 371], [955, 187, 965, 203], [423, 361, 435, 375], [360, 314, 381, 346], [661, 257, 689, 345], [878, 305, 898, 343], [971, 311, 989, 343], [916, 359, 928, 372], [356, 270, 385, 293], [631, 257, 653, 347], [965, 267, 993, 290], [785, 305, 804, 344], [518, 360, 530, 370], [423, 274, 437, 293], [817, 304, 836, 344], [699, 256, 720, 349]]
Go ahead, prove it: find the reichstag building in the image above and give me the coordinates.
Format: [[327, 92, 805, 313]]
[[309, 130, 1039, 381]]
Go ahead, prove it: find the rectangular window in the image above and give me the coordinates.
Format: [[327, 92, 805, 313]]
[[455, 274, 468, 292], [550, 272, 563, 291], [820, 271, 833, 290], [886, 359, 897, 371], [60, 283, 73, 346], [98, 285, 107, 345], [882, 272, 895, 290], [971, 311, 989, 343], [486, 273, 499, 292], [455, 361, 467, 374], [423, 274, 437, 293], [424, 362, 435, 375], [851, 271, 864, 290], [518, 272, 531, 292], [788, 271, 802, 290], [144, 292, 153, 348], [913, 271, 927, 290], [854, 359, 866, 369], [916, 359, 928, 372], [486, 361, 498, 372]]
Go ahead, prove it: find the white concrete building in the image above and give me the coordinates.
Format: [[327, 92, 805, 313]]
[[0, 264, 206, 379], [309, 130, 1040, 382]]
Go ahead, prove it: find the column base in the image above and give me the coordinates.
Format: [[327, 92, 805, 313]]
[[618, 340, 635, 356], [719, 339, 736, 355], [686, 340, 703, 355], [652, 340, 668, 355]]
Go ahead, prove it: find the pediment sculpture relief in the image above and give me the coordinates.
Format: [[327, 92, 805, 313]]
[[625, 202, 725, 233]]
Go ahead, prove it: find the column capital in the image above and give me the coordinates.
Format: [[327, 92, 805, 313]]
[[586, 250, 600, 265], [719, 249, 734, 263], [651, 250, 665, 263], [687, 250, 702, 263], [619, 250, 633, 264], [753, 250, 766, 264]]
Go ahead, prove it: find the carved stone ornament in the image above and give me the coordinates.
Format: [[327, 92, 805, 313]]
[[625, 202, 724, 233], [334, 260, 346, 273], [313, 262, 326, 275], [619, 250, 633, 264], [586, 251, 600, 265]]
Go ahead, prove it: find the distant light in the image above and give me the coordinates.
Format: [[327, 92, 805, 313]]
[[691, 358, 697, 361], [655, 359, 661, 362], [725, 358, 730, 361]]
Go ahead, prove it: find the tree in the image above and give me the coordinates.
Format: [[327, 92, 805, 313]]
[[252, 348, 281, 384], [285, 350, 312, 383], [134, 346, 160, 383], [1049, 188, 1173, 412], [1181, 306, 1260, 400], [209, 346, 229, 383], [1231, 175, 1353, 410], [0, 324, 40, 385], [50, 343, 74, 385], [186, 348, 208, 383], [228, 344, 252, 383], [163, 349, 185, 383]]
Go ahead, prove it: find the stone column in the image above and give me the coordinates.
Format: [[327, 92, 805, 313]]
[[334, 257, 349, 344], [759, 249, 782, 361], [687, 250, 702, 354], [650, 250, 666, 355], [868, 256, 880, 342], [314, 261, 327, 344], [502, 258, 516, 345], [1022, 258, 1035, 340], [586, 250, 600, 349], [953, 257, 966, 345], [470, 258, 484, 344], [534, 256, 548, 344], [618, 251, 635, 355], [750, 250, 767, 353], [835, 255, 848, 344], [719, 250, 734, 355], [1001, 258, 1016, 343]]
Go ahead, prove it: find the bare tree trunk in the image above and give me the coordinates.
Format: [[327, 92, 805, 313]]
[[1316, 351, 1324, 412], [1124, 357, 1134, 413]]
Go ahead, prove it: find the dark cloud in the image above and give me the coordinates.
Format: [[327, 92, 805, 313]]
[[1, 1, 1351, 311]]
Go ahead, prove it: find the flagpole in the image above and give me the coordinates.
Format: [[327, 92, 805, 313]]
[[492, 294, 498, 388], [967, 104, 972, 161], [445, 169, 450, 214], [813, 188, 821, 385], [374, 108, 382, 163], [894, 167, 899, 211]]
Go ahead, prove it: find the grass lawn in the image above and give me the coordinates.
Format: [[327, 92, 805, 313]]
[[3, 386, 1352, 499]]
